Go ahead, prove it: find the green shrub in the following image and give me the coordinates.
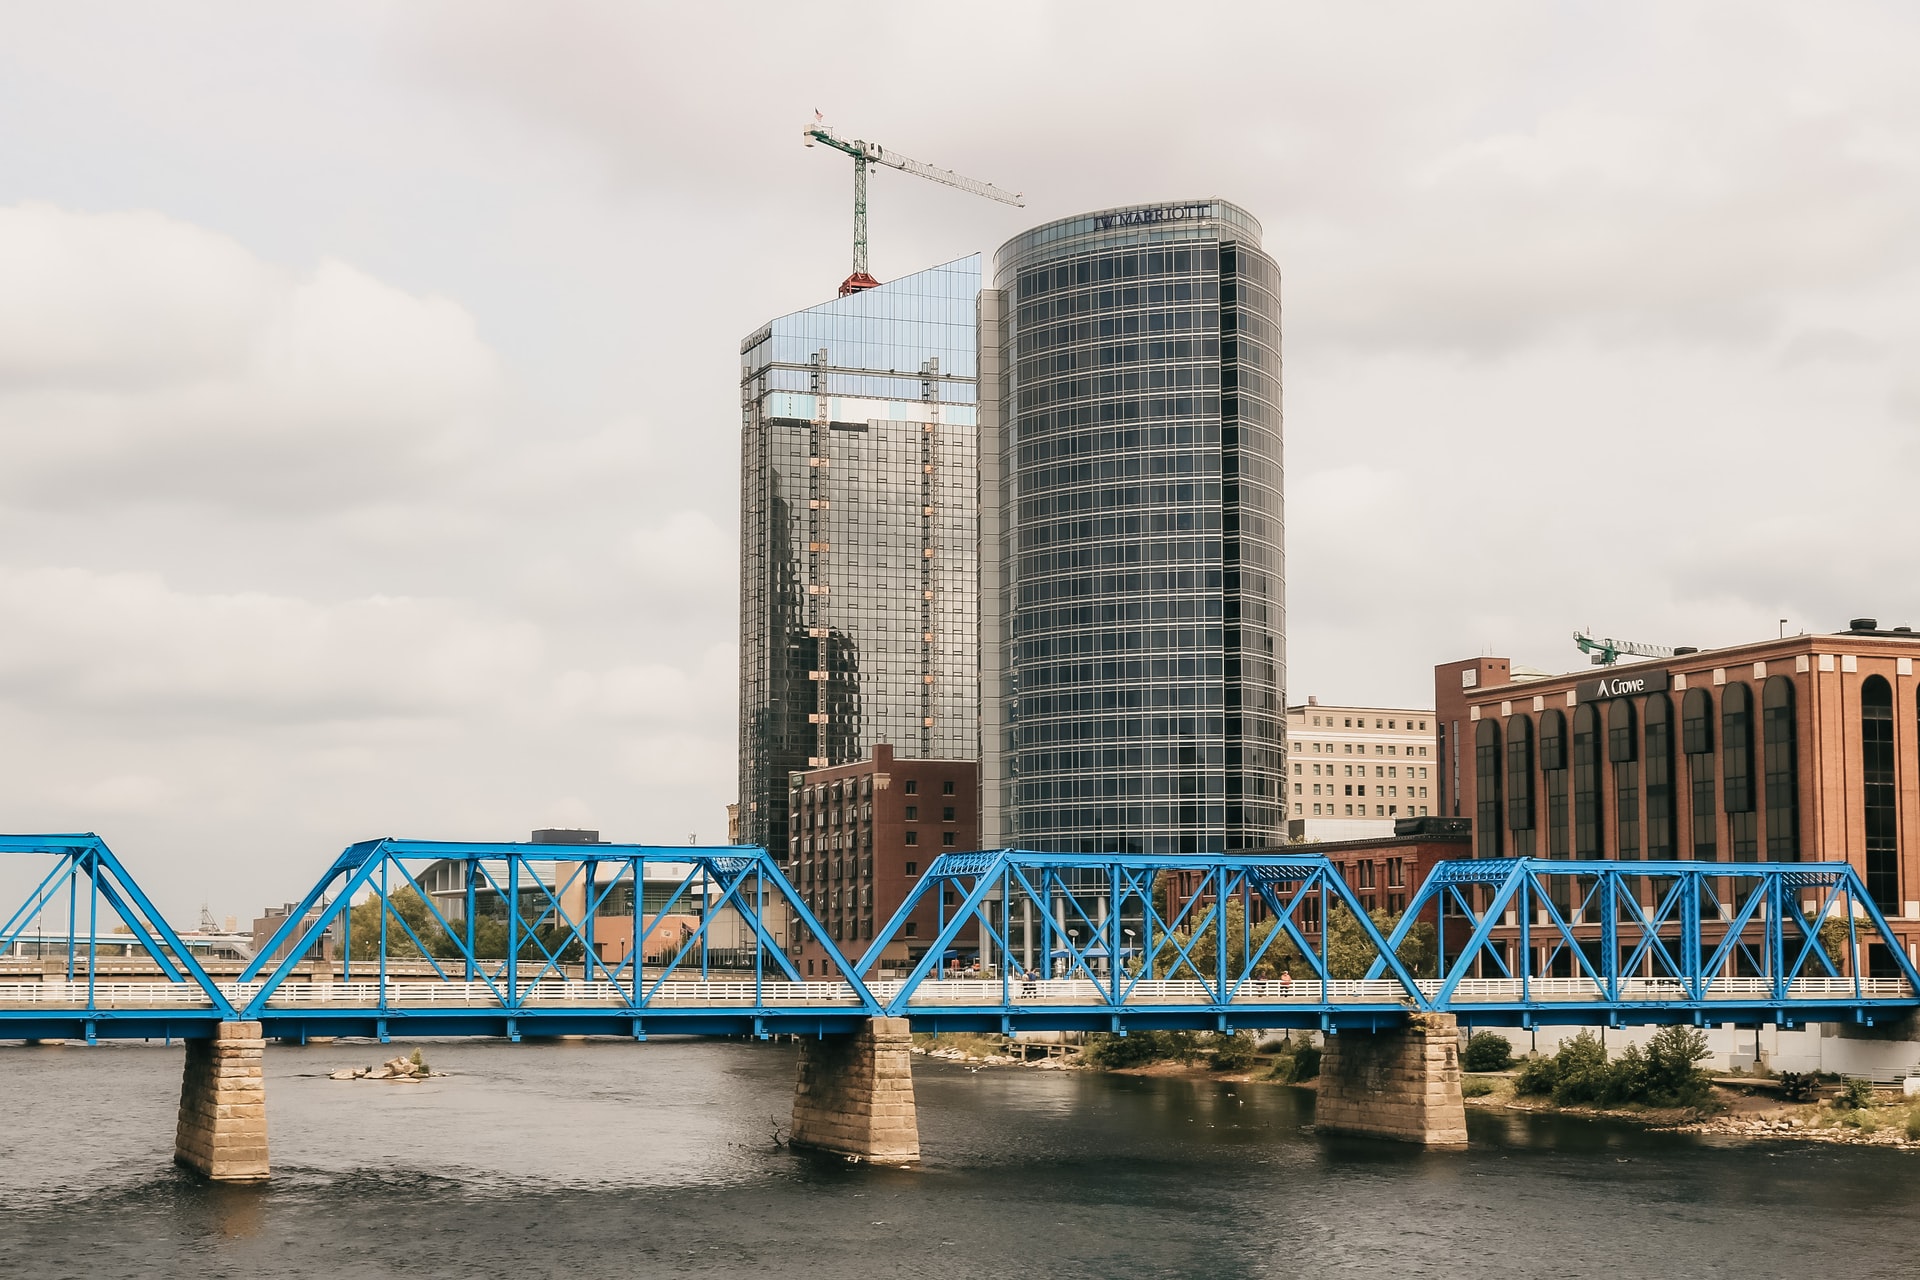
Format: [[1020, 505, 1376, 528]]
[[1461, 1075, 1498, 1098], [1211, 1030, 1258, 1071], [1836, 1077, 1877, 1111], [1265, 1037, 1321, 1083], [1084, 1030, 1198, 1069], [1641, 1025, 1713, 1106], [1513, 1053, 1559, 1097], [1599, 1044, 1650, 1107], [1905, 1102, 1920, 1141], [1549, 1032, 1611, 1106], [1462, 1032, 1513, 1073]]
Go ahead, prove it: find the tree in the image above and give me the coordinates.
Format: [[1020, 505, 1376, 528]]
[[347, 887, 447, 960], [1158, 895, 1303, 981], [1324, 905, 1437, 980], [346, 886, 583, 966]]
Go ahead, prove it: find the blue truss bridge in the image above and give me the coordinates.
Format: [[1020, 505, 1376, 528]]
[[4, 834, 1917, 1043]]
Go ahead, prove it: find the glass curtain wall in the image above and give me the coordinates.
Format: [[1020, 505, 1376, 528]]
[[985, 202, 1284, 854], [738, 258, 982, 854]]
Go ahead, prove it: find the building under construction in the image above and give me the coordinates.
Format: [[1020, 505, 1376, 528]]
[[735, 256, 983, 855]]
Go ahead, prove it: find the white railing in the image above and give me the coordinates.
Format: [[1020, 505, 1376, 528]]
[[0, 974, 1911, 1014], [0, 981, 217, 1007], [231, 979, 869, 1009]]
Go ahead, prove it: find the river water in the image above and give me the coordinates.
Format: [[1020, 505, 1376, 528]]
[[0, 1038, 1913, 1279]]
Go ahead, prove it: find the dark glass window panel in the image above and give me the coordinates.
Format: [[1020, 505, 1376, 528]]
[[1722, 683, 1755, 817], [1864, 676, 1897, 910], [1762, 676, 1799, 859], [1541, 709, 1568, 856], [1643, 693, 1676, 859], [1573, 704, 1603, 858], [1690, 749, 1717, 860], [1475, 719, 1503, 858], [1681, 688, 1714, 756], [1609, 700, 1639, 858], [1506, 714, 1536, 855]]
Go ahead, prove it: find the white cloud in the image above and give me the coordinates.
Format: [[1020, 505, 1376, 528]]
[[0, 567, 544, 723], [0, 203, 501, 510]]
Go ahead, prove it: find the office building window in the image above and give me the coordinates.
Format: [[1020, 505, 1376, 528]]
[[1475, 719, 1503, 858], [1864, 676, 1897, 911], [1763, 676, 1800, 859], [1573, 703, 1603, 857], [1609, 700, 1639, 859], [1682, 688, 1716, 860], [1506, 714, 1536, 855], [1643, 693, 1675, 859], [1723, 683, 1757, 860], [1541, 708, 1569, 857]]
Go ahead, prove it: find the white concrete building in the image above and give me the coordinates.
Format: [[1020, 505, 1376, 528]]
[[1286, 698, 1437, 841]]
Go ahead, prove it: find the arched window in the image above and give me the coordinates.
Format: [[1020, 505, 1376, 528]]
[[1541, 709, 1569, 857], [1682, 688, 1716, 859], [1644, 693, 1676, 858], [1609, 700, 1640, 859], [1475, 718, 1503, 858], [1863, 676, 1897, 911], [1506, 714, 1536, 855], [1722, 683, 1757, 860], [1763, 676, 1800, 859], [1573, 704, 1603, 857]]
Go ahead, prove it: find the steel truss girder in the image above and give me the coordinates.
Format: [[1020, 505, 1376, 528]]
[[858, 849, 1431, 1021], [0, 833, 238, 1030], [1373, 858, 1920, 1013], [237, 839, 878, 1023]]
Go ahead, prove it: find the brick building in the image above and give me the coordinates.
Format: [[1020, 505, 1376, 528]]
[[788, 745, 979, 977], [1436, 620, 1920, 971]]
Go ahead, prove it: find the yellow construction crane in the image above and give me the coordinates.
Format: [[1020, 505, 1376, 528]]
[[803, 114, 1023, 296]]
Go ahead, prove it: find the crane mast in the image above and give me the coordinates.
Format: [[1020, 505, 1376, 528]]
[[803, 120, 1023, 295]]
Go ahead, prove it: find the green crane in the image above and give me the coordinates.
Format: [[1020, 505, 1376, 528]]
[[803, 114, 1023, 296], [1573, 631, 1678, 667]]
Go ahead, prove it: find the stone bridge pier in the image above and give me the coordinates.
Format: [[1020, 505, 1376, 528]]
[[789, 1017, 919, 1164], [1315, 1011, 1468, 1146], [174, 1021, 270, 1181]]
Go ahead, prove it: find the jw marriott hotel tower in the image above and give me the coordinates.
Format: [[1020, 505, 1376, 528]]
[[981, 201, 1285, 854], [738, 258, 982, 854]]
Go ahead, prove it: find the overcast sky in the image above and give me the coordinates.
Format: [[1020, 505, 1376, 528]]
[[3, 2, 1918, 920]]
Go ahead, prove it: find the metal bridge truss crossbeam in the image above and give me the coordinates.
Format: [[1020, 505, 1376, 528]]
[[852, 850, 1431, 1034], [1370, 858, 1920, 1027], [0, 833, 238, 1038], [236, 839, 879, 1037]]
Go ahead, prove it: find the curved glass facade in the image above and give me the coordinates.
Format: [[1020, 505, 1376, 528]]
[[738, 257, 981, 855], [981, 201, 1284, 853]]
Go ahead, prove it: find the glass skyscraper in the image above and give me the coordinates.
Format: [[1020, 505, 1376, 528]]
[[738, 257, 981, 855], [981, 201, 1285, 854]]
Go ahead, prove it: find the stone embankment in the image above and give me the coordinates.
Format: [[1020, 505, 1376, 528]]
[[1678, 1110, 1920, 1148]]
